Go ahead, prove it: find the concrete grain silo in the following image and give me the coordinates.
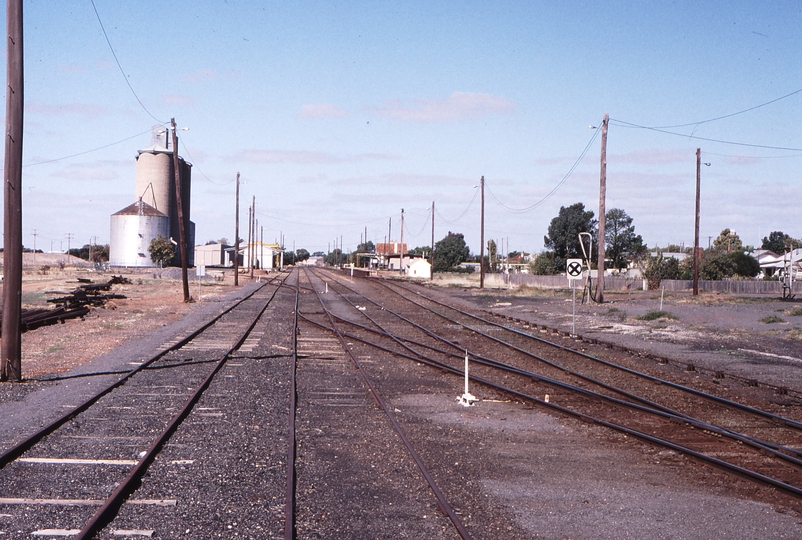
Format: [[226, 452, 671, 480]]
[[110, 126, 195, 267], [109, 199, 170, 267]]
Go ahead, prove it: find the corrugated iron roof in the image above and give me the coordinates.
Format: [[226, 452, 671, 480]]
[[112, 200, 168, 217]]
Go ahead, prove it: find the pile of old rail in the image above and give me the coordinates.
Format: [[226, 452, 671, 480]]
[[309, 267, 802, 504], [0, 273, 288, 539], [298, 267, 474, 540], [1, 276, 132, 336]]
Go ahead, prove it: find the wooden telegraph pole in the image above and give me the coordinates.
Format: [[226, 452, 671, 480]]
[[2, 0, 24, 381], [399, 208, 405, 272], [171, 118, 191, 303], [479, 176, 485, 289], [234, 172, 240, 286], [430, 200, 435, 281], [250, 196, 255, 278], [596, 114, 608, 303], [693, 148, 701, 296]]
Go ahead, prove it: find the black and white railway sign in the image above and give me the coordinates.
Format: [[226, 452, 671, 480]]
[[566, 258, 583, 280]]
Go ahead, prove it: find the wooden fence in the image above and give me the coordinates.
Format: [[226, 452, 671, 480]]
[[484, 272, 802, 295]]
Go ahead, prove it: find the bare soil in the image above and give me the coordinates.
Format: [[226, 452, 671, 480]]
[[3, 267, 242, 378]]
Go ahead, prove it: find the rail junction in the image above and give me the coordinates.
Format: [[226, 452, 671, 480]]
[[1, 267, 801, 538]]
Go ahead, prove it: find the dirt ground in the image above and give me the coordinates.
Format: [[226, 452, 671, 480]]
[[2, 266, 246, 378]]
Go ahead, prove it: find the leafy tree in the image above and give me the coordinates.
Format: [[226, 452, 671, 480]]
[[356, 241, 375, 253], [433, 231, 470, 272], [148, 236, 175, 267], [410, 245, 431, 257], [604, 208, 645, 270], [761, 231, 801, 253], [640, 253, 683, 289], [325, 249, 343, 266], [486, 239, 498, 272], [712, 228, 742, 253], [312, 251, 325, 257], [543, 203, 596, 271], [529, 252, 560, 275], [699, 251, 737, 280], [729, 251, 760, 277], [295, 248, 310, 262], [282, 250, 297, 266], [663, 244, 691, 254]]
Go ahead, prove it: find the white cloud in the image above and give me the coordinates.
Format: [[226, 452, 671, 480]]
[[298, 103, 350, 119], [372, 91, 516, 123]]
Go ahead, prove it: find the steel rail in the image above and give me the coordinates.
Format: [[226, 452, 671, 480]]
[[298, 309, 802, 500], [376, 278, 802, 432], [300, 268, 474, 540], [0, 276, 282, 470], [308, 273, 802, 471], [313, 270, 802, 459], [284, 269, 299, 540], [77, 273, 288, 539]]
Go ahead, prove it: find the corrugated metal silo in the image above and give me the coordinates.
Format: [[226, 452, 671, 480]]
[[109, 200, 170, 267]]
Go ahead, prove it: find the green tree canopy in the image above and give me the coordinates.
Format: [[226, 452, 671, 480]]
[[433, 231, 470, 272], [529, 252, 560, 275], [761, 231, 801, 254], [543, 202, 596, 270], [148, 236, 175, 267], [295, 248, 310, 261], [605, 208, 646, 270], [712, 228, 743, 253], [356, 241, 375, 253]]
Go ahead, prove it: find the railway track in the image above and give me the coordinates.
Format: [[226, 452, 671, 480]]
[[0, 273, 290, 539], [308, 268, 802, 505]]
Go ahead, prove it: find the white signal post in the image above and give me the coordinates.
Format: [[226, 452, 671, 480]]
[[566, 258, 583, 336], [459, 349, 477, 407]]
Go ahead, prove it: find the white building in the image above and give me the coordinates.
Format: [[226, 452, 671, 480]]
[[407, 258, 432, 279]]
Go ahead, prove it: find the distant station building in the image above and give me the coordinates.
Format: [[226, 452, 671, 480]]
[[109, 126, 195, 267]]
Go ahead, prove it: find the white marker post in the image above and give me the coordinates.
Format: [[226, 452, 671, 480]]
[[196, 264, 206, 301], [566, 259, 583, 336], [459, 349, 477, 406]]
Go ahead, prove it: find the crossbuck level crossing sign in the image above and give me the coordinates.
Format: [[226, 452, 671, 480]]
[[566, 259, 583, 281]]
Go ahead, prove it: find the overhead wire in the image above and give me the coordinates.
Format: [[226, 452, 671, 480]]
[[484, 126, 601, 214], [609, 119, 802, 151], [405, 212, 431, 239], [435, 187, 479, 224], [623, 87, 802, 129], [89, 0, 164, 124], [9, 129, 153, 169]]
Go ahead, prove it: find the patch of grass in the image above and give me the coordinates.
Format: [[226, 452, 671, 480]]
[[788, 307, 802, 317], [44, 345, 64, 354], [787, 327, 802, 340], [637, 310, 677, 321], [759, 315, 785, 324]]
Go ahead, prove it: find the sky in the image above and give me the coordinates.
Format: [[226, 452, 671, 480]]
[[5, 1, 802, 257]]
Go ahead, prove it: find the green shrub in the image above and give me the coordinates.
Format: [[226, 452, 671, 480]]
[[759, 315, 784, 324], [637, 310, 677, 321]]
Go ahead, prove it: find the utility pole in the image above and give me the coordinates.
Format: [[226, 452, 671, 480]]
[[65, 232, 74, 262], [260, 226, 264, 272], [234, 172, 240, 286], [171, 118, 190, 302], [430, 200, 435, 281], [2, 0, 24, 381], [388, 218, 392, 268], [596, 113, 608, 303], [400, 208, 405, 273], [247, 198, 253, 278], [32, 229, 37, 265], [480, 176, 485, 289], [693, 148, 701, 296]]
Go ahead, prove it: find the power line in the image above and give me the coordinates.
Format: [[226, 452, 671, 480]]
[[17, 129, 153, 168], [623, 87, 802, 129], [90, 0, 164, 124], [435, 187, 479, 224], [609, 119, 802, 151], [405, 212, 430, 238], [178, 138, 233, 185], [484, 127, 600, 214]]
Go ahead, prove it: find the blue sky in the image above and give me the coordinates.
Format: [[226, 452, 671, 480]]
[[8, 1, 802, 256]]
